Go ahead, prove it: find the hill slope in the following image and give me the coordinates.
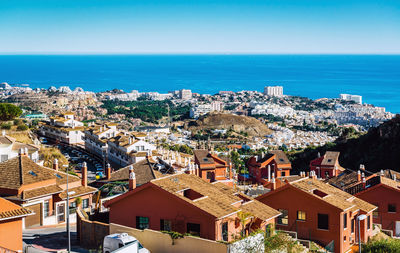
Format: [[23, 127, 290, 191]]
[[289, 115, 400, 172], [185, 112, 272, 137]]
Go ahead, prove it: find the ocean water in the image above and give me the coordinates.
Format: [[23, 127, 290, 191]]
[[0, 55, 399, 113]]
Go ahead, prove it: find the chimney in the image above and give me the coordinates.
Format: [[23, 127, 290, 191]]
[[82, 162, 88, 187], [25, 147, 29, 156], [380, 170, 384, 176], [129, 165, 136, 191], [229, 163, 232, 179], [271, 172, 276, 191], [268, 165, 271, 182], [53, 159, 59, 171], [362, 172, 366, 189], [2, 130, 5, 136], [357, 170, 361, 182], [310, 170, 317, 179], [129, 137, 132, 145], [393, 174, 397, 182], [106, 163, 111, 180]]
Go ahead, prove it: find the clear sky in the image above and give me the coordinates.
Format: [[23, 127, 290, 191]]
[[1, 0, 400, 54]]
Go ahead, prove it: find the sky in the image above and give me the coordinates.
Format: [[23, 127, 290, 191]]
[[0, 0, 400, 54]]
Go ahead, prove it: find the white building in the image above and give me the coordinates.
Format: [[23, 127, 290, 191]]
[[84, 123, 120, 157], [40, 112, 85, 144], [106, 90, 140, 101], [0, 132, 40, 162], [264, 86, 283, 97], [179, 89, 192, 100], [340, 94, 362, 104], [189, 101, 224, 119], [107, 134, 156, 167]]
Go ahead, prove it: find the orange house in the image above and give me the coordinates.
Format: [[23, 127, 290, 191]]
[[327, 169, 400, 237], [0, 198, 33, 253], [0, 152, 97, 228], [105, 173, 280, 242], [310, 151, 345, 179], [193, 150, 233, 184], [247, 150, 292, 185], [257, 176, 376, 253]]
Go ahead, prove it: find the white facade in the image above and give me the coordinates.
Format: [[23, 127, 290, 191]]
[[0, 133, 40, 163], [179, 89, 192, 100], [40, 113, 85, 144], [189, 101, 224, 119], [106, 90, 140, 101], [84, 123, 120, 157], [340, 94, 362, 104], [263, 86, 283, 97]]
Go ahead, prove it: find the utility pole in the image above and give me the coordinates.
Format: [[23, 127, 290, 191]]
[[64, 165, 71, 253]]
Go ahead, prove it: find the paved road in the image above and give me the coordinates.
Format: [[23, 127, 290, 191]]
[[23, 225, 96, 253]]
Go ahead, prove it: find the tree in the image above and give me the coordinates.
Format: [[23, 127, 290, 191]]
[[237, 211, 252, 238], [0, 103, 22, 121]]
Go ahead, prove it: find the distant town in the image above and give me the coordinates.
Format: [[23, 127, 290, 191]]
[[0, 81, 398, 253]]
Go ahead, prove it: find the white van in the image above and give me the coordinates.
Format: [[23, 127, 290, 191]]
[[103, 233, 149, 253]]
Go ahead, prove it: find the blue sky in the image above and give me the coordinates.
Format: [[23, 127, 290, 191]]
[[1, 0, 400, 54]]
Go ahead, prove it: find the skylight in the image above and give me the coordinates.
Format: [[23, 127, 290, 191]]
[[28, 170, 37, 177], [312, 189, 328, 198], [55, 173, 63, 179], [183, 189, 204, 201]]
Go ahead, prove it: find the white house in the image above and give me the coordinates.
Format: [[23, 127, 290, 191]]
[[84, 123, 120, 157], [0, 131, 40, 162], [40, 112, 85, 144]]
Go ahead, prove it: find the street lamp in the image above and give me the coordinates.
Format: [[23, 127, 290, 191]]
[[357, 214, 367, 253], [63, 164, 71, 253]]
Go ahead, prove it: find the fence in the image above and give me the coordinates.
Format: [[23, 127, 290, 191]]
[[76, 209, 109, 249]]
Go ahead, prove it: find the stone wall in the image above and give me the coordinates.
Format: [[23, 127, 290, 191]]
[[77, 209, 109, 249]]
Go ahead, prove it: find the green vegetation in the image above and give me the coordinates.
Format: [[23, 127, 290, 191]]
[[16, 124, 29, 131], [160, 143, 193, 155], [102, 100, 190, 123], [0, 103, 22, 121], [362, 238, 400, 253], [264, 232, 305, 253], [0, 122, 12, 129]]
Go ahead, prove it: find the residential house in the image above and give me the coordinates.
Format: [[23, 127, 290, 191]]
[[246, 150, 292, 185], [84, 123, 120, 157], [327, 169, 400, 236], [257, 175, 376, 253], [104, 173, 280, 242], [0, 132, 39, 162], [0, 198, 33, 253], [107, 133, 156, 167], [310, 151, 345, 179], [193, 149, 233, 185], [39, 112, 85, 144], [0, 153, 97, 228]]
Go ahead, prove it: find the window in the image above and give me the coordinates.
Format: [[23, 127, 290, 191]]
[[44, 200, 50, 217], [277, 209, 288, 225], [1, 155, 8, 162], [388, 204, 397, 213], [297, 211, 306, 221], [160, 219, 172, 231], [187, 223, 201, 236], [281, 171, 286, 177], [367, 216, 371, 230], [136, 216, 149, 230], [318, 213, 329, 230], [343, 213, 347, 229], [206, 172, 214, 180], [82, 199, 89, 209], [351, 219, 355, 233], [373, 206, 379, 218], [222, 222, 228, 241]]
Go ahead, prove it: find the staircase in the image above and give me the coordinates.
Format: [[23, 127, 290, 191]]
[[277, 230, 309, 253]]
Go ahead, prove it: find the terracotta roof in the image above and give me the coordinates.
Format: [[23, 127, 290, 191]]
[[292, 178, 376, 212], [0, 198, 33, 221], [59, 185, 97, 199], [270, 150, 290, 165], [380, 176, 400, 190], [151, 173, 280, 220], [0, 135, 15, 145], [101, 159, 158, 185], [193, 150, 215, 165], [108, 134, 138, 147], [22, 185, 63, 200], [11, 143, 40, 153], [0, 156, 56, 190], [321, 151, 340, 166]]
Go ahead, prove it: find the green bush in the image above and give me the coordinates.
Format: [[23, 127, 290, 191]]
[[16, 124, 28, 131], [363, 239, 400, 253], [13, 119, 23, 126], [0, 122, 12, 129]]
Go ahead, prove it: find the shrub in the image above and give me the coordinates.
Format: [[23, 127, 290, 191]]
[[0, 122, 12, 129], [13, 119, 23, 126], [17, 124, 28, 131], [0, 103, 22, 121], [363, 239, 400, 252]]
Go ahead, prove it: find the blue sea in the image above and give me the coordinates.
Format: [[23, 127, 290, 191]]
[[0, 55, 399, 113]]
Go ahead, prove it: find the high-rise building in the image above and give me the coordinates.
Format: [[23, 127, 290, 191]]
[[264, 86, 283, 97], [340, 94, 362, 104], [179, 89, 192, 100]]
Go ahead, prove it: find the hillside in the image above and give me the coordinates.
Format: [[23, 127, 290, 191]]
[[185, 112, 272, 137], [289, 115, 400, 173]]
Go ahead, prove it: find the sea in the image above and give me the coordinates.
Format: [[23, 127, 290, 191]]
[[0, 54, 399, 113]]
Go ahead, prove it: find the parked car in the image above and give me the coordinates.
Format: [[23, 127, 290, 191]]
[[39, 137, 48, 144], [103, 233, 149, 253]]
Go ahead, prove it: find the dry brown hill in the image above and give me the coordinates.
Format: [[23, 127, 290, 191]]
[[185, 112, 272, 137]]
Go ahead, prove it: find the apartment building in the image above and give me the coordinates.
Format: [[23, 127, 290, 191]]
[[263, 86, 283, 97], [105, 173, 280, 242], [39, 112, 85, 144], [309, 151, 345, 179], [107, 133, 156, 167], [327, 169, 400, 237], [84, 123, 120, 157], [257, 176, 376, 253]]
